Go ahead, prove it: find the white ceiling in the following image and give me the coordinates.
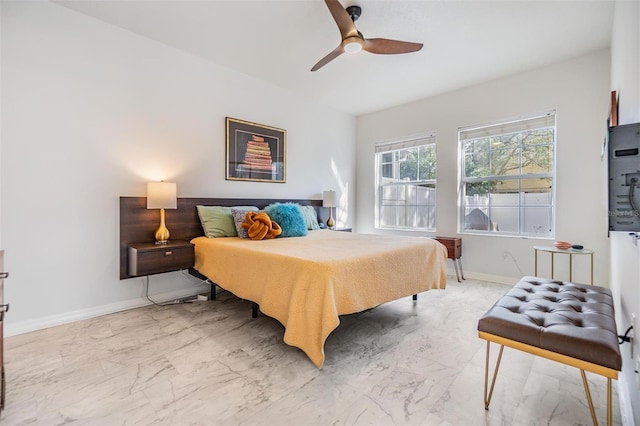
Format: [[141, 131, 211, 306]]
[[55, 0, 615, 116]]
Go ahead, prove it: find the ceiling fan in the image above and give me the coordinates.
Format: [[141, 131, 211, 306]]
[[311, 0, 423, 72]]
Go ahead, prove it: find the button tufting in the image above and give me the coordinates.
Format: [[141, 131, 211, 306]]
[[477, 276, 622, 372]]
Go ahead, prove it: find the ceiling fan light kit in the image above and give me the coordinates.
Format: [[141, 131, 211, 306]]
[[343, 37, 363, 54], [311, 0, 423, 71]]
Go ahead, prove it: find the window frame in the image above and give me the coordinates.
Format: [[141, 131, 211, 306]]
[[374, 133, 437, 232], [458, 111, 556, 238]]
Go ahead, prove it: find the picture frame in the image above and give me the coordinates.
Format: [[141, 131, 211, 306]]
[[610, 90, 618, 127], [226, 117, 286, 183]]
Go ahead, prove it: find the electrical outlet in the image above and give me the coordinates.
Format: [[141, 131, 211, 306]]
[[625, 172, 640, 186]]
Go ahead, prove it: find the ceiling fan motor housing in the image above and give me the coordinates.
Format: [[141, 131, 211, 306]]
[[346, 5, 361, 22]]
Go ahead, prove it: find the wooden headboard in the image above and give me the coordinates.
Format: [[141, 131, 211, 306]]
[[119, 197, 325, 279]]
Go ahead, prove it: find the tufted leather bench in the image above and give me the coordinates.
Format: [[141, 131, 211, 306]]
[[478, 276, 621, 426]]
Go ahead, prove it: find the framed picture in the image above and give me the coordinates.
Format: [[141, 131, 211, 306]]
[[226, 117, 286, 183]]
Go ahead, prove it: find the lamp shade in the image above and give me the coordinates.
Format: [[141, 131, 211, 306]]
[[322, 190, 336, 208], [147, 182, 177, 209]]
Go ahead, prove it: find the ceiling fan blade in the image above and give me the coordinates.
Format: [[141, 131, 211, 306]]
[[324, 0, 358, 39], [363, 38, 423, 55], [311, 44, 345, 72]]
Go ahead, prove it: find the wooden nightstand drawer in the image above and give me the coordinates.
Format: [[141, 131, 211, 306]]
[[128, 241, 194, 277], [434, 237, 461, 259]]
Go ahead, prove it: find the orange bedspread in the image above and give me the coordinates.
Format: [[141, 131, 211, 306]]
[[192, 230, 447, 368]]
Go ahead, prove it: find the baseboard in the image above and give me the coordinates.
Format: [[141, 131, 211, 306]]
[[459, 270, 520, 285], [5, 285, 209, 337], [617, 376, 636, 426]]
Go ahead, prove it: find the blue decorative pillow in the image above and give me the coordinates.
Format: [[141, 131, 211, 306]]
[[264, 203, 308, 237]]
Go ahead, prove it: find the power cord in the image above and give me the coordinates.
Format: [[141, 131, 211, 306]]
[[619, 325, 633, 344], [144, 276, 194, 306], [179, 269, 223, 299], [502, 251, 524, 276], [179, 269, 211, 286], [144, 272, 215, 306]]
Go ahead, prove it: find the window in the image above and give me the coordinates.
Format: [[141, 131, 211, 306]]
[[459, 111, 555, 237], [375, 134, 436, 231]]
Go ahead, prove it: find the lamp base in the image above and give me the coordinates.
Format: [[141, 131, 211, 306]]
[[327, 209, 335, 229], [155, 208, 171, 245]]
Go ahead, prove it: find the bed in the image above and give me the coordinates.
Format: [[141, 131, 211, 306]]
[[119, 197, 447, 367]]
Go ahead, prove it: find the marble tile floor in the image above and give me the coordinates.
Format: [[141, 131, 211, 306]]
[[3, 278, 621, 425]]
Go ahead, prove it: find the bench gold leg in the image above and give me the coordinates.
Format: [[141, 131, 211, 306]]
[[484, 341, 504, 410], [480, 332, 618, 425], [581, 369, 598, 426], [607, 377, 612, 426]]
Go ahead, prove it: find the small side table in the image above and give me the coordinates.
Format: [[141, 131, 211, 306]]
[[533, 245, 594, 285], [435, 237, 464, 282], [128, 240, 194, 277]]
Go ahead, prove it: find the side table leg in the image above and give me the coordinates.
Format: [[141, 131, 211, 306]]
[[457, 258, 465, 280], [453, 259, 462, 283], [569, 253, 573, 282], [534, 249, 538, 277], [1, 366, 5, 411]]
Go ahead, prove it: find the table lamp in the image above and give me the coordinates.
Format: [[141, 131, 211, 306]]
[[147, 181, 177, 244], [323, 190, 336, 229]]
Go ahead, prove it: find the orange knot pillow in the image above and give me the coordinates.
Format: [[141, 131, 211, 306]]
[[241, 211, 282, 240]]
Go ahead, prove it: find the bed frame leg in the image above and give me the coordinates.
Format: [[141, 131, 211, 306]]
[[252, 302, 258, 318], [209, 281, 216, 301], [412, 294, 417, 301]]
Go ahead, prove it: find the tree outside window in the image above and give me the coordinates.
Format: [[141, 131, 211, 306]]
[[460, 112, 555, 236], [376, 135, 436, 231]]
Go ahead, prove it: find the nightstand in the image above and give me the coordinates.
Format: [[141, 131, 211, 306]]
[[434, 237, 464, 283], [128, 240, 194, 277]]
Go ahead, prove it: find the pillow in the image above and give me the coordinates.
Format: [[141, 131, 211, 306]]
[[264, 203, 308, 237], [298, 205, 320, 230], [232, 207, 260, 239], [241, 211, 282, 240], [197, 205, 257, 238]]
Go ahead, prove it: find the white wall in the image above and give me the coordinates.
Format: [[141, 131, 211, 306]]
[[610, 2, 640, 424], [0, 2, 3, 247], [0, 1, 355, 333], [611, 0, 640, 125], [356, 49, 611, 285]]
